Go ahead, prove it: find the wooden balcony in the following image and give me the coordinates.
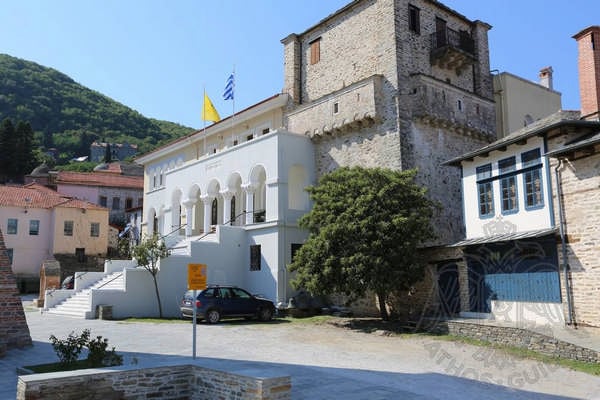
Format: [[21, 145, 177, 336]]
[[430, 28, 476, 74]]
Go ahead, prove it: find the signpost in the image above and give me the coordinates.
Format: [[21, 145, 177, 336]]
[[187, 263, 207, 359]]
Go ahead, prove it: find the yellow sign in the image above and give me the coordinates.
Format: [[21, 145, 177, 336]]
[[187, 263, 207, 290]]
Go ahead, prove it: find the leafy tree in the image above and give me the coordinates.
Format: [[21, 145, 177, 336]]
[[289, 167, 437, 320], [0, 53, 194, 166], [131, 235, 171, 318], [0, 118, 16, 180], [14, 120, 37, 177]]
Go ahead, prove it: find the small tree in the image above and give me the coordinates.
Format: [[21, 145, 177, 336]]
[[131, 235, 170, 318], [289, 167, 437, 320]]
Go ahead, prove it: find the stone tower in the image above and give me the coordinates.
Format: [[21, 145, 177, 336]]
[[282, 0, 496, 248], [0, 228, 32, 357]]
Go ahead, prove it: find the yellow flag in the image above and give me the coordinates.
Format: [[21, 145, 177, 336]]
[[202, 93, 220, 122]]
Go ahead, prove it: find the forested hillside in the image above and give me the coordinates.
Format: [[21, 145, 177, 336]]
[[0, 53, 194, 164]]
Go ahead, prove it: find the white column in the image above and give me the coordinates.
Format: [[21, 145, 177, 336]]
[[243, 184, 256, 225], [201, 195, 214, 233], [221, 191, 234, 225], [182, 199, 195, 237]]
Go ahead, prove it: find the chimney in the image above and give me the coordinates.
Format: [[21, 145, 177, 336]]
[[539, 66, 553, 89], [573, 26, 600, 120]]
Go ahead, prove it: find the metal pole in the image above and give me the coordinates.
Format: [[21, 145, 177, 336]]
[[192, 289, 197, 359]]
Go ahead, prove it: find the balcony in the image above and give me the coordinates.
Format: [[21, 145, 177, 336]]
[[430, 28, 475, 73]]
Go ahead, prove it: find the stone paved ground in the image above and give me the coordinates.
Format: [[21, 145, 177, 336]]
[[2, 299, 600, 399]]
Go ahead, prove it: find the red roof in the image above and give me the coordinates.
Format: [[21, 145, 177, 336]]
[[0, 183, 106, 211], [56, 171, 143, 189]]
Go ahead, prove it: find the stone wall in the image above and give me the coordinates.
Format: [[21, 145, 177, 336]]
[[0, 229, 32, 357], [17, 364, 291, 400], [435, 320, 600, 364], [547, 135, 600, 327]]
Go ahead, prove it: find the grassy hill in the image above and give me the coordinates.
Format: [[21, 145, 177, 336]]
[[0, 53, 194, 164]]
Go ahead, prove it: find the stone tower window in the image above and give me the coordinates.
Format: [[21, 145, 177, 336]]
[[408, 5, 420, 34], [310, 38, 321, 65], [333, 102, 339, 114]]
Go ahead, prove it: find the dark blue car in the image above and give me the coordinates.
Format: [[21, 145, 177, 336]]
[[180, 286, 275, 324]]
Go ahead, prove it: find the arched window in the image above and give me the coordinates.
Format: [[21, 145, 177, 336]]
[[153, 215, 158, 234], [230, 196, 236, 225], [211, 198, 218, 225]]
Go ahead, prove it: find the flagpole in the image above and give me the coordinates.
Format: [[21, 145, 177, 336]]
[[231, 66, 235, 136], [203, 86, 206, 156]]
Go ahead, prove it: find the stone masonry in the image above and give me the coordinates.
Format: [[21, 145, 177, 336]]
[[0, 228, 32, 356], [548, 133, 600, 327], [283, 0, 496, 248], [282, 0, 497, 316], [17, 364, 291, 400]]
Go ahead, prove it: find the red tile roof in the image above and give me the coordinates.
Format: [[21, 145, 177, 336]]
[[56, 171, 143, 189], [0, 183, 106, 211]]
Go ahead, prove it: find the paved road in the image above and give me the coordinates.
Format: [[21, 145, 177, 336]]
[[2, 302, 600, 399]]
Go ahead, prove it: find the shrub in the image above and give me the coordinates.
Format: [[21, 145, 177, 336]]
[[49, 329, 123, 368]]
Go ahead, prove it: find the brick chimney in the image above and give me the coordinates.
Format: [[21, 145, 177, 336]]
[[539, 66, 553, 89], [573, 26, 600, 120]]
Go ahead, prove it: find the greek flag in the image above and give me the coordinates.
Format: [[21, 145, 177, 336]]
[[223, 73, 234, 100]]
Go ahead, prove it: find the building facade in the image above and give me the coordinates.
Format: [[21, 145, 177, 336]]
[[0, 183, 109, 289], [53, 170, 143, 228], [135, 0, 497, 313], [446, 26, 600, 328], [493, 68, 562, 138]]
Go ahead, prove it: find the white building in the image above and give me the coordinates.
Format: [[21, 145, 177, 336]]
[[136, 94, 315, 305]]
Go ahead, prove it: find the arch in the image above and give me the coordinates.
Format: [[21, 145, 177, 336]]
[[524, 114, 534, 127], [226, 172, 243, 225], [171, 188, 184, 233], [187, 184, 203, 236], [206, 178, 223, 225], [288, 164, 309, 210], [248, 165, 267, 223]]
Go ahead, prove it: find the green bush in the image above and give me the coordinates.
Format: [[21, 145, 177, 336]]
[[49, 329, 123, 368]]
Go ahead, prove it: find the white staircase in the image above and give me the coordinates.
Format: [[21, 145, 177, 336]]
[[45, 272, 125, 318]]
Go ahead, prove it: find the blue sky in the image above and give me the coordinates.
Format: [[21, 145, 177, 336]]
[[1, 1, 597, 129]]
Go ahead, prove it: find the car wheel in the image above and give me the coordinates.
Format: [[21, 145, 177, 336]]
[[258, 307, 273, 322], [206, 309, 220, 324]]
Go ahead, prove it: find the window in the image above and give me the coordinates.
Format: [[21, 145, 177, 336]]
[[99, 196, 107, 207], [250, 244, 261, 271], [159, 171, 164, 186], [7, 218, 18, 234], [499, 157, 518, 213], [230, 196, 236, 225], [457, 99, 463, 111], [333, 102, 339, 114], [246, 134, 253, 141], [211, 198, 218, 225], [90, 222, 100, 237], [233, 139, 239, 146], [262, 128, 270, 135], [522, 149, 544, 208], [29, 220, 40, 236], [112, 197, 120, 210], [76, 248, 85, 263], [310, 38, 321, 65], [153, 174, 157, 189], [476, 164, 494, 217], [64, 220, 74, 236], [408, 5, 420, 34], [125, 198, 133, 209], [6, 248, 13, 264]]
